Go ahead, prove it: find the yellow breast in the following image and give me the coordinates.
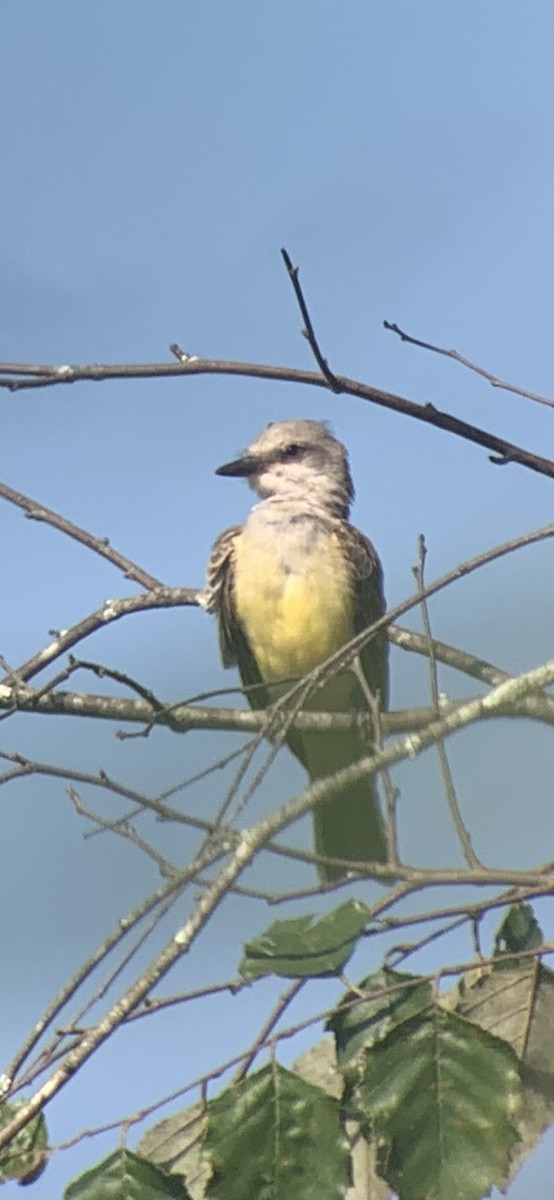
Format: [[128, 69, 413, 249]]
[[233, 527, 354, 684]]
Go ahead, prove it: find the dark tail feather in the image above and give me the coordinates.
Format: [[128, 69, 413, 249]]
[[313, 773, 387, 882], [286, 728, 387, 882]]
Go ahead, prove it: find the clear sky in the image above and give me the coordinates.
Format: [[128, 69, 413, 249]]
[[1, 3, 553, 1196]]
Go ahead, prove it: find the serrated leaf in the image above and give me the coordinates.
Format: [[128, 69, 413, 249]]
[[137, 1103, 209, 1200], [240, 899, 370, 979], [358, 1005, 521, 1200], [458, 960, 554, 1066], [64, 1148, 190, 1199], [458, 959, 554, 1190], [327, 966, 432, 1067], [0, 1101, 48, 1185], [205, 1062, 349, 1200], [493, 902, 543, 964], [294, 1037, 344, 1100]]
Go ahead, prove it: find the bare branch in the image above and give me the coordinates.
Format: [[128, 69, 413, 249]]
[[68, 787, 179, 876], [384, 320, 554, 410], [0, 477, 163, 590], [352, 657, 400, 867], [413, 535, 480, 869], [280, 248, 341, 390], [232, 978, 305, 1084], [4, 869, 189, 1090], [3, 588, 197, 686], [1, 355, 553, 479], [4, 679, 554, 736]]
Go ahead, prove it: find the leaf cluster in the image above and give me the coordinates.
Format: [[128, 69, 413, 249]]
[[6, 901, 550, 1200]]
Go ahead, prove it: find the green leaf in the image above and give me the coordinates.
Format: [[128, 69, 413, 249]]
[[137, 1102, 209, 1196], [240, 899, 370, 979], [458, 960, 550, 1064], [457, 960, 554, 1190], [64, 1148, 190, 1199], [358, 1005, 522, 1200], [327, 966, 432, 1067], [493, 902, 543, 965], [205, 1062, 349, 1199], [0, 1101, 48, 1185]]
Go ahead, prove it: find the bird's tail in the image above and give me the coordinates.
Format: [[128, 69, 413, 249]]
[[289, 728, 387, 882]]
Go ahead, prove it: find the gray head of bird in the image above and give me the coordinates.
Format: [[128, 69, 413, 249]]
[[215, 419, 354, 518]]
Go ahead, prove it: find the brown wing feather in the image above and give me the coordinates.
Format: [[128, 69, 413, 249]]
[[205, 526, 271, 709], [342, 522, 389, 710]]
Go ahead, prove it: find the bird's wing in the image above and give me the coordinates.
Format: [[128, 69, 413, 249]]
[[341, 522, 389, 710], [205, 525, 271, 709]]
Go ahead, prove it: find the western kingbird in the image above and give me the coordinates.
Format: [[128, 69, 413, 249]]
[[205, 419, 388, 880]]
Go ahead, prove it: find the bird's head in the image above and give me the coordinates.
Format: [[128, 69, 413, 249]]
[[215, 419, 354, 518]]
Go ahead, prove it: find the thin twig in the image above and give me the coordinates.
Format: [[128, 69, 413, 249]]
[[0, 477, 163, 589], [386, 913, 472, 969], [413, 535, 481, 869], [0, 752, 205, 826], [219, 674, 319, 832], [20, 875, 184, 1094], [3, 587, 198, 686], [12, 839, 235, 1099], [3, 870, 191, 1090], [0, 657, 83, 725], [0, 749, 366, 888], [377, 883, 545, 933], [383, 320, 554, 410], [68, 787, 179, 877], [69, 657, 171, 720], [129, 978, 244, 1022], [352, 656, 401, 868], [232, 979, 305, 1084], [280, 248, 341, 391]]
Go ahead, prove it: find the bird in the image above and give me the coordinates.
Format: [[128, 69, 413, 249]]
[[204, 419, 389, 881]]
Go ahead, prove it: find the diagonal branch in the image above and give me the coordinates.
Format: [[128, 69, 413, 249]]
[[232, 978, 305, 1084], [0, 477, 163, 590], [2, 588, 198, 686], [384, 320, 554, 410], [280, 247, 341, 390], [4, 870, 190, 1090], [413, 535, 480, 869], [1, 356, 553, 479]]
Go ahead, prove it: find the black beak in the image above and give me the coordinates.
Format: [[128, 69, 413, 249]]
[[215, 454, 259, 478]]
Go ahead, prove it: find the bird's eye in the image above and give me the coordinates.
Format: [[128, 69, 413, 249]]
[[281, 443, 302, 460]]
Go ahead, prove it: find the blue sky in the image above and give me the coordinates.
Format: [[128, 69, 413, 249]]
[[1, 3, 553, 1195]]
